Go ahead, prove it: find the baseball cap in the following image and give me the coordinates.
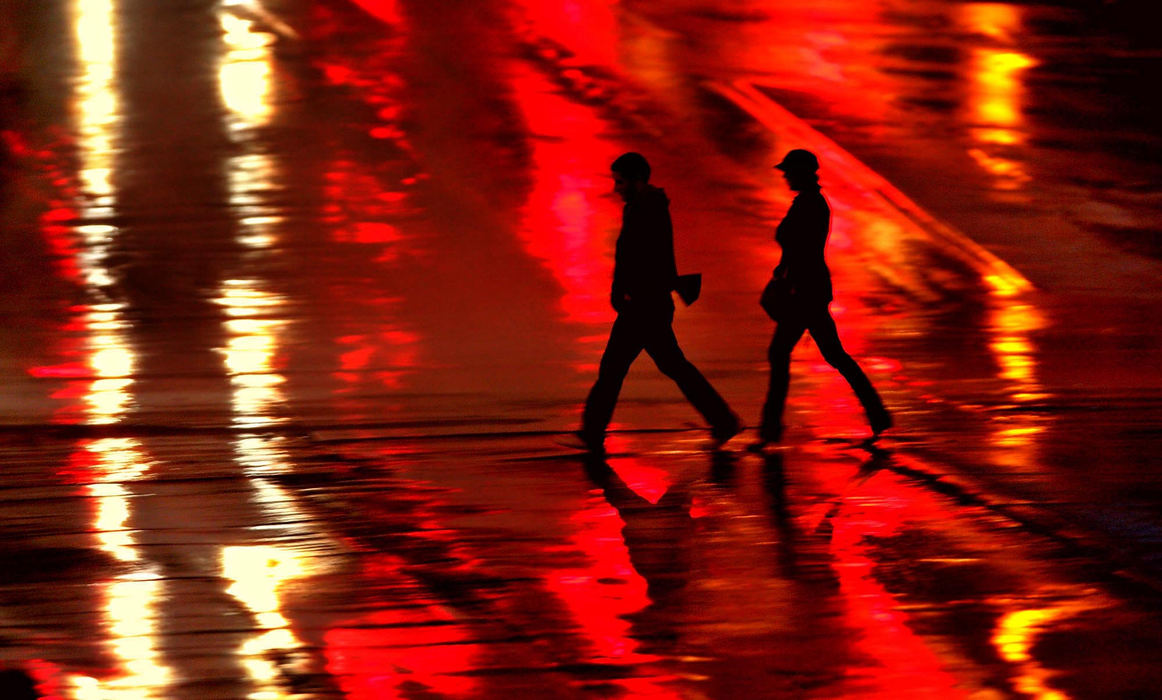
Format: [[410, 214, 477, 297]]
[[774, 149, 819, 173]]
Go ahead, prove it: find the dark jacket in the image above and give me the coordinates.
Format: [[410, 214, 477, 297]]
[[612, 185, 678, 311], [774, 185, 833, 306]]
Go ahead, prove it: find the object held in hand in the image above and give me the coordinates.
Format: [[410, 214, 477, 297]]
[[675, 273, 701, 306]]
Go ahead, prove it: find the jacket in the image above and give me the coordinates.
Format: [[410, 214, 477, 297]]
[[612, 185, 678, 311], [774, 185, 833, 306]]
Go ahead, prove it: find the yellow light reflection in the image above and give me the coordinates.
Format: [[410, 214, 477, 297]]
[[989, 300, 1045, 398], [79, 437, 172, 697], [83, 305, 136, 423], [222, 546, 311, 699], [217, 280, 288, 430], [219, 13, 275, 123], [987, 298, 1047, 465], [963, 3, 1018, 42], [962, 4, 1036, 192], [215, 14, 335, 695], [73, 0, 119, 211], [68, 1, 179, 695], [972, 51, 1035, 126], [87, 437, 153, 562], [993, 592, 1103, 699]]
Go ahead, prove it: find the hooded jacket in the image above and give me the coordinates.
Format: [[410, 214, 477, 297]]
[[612, 185, 678, 310]]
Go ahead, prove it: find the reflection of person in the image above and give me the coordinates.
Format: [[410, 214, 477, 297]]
[[579, 152, 742, 453], [757, 149, 891, 448], [581, 456, 692, 604]]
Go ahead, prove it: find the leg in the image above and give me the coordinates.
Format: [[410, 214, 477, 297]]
[[807, 310, 891, 433], [760, 317, 808, 442], [582, 313, 645, 439], [643, 318, 739, 438]]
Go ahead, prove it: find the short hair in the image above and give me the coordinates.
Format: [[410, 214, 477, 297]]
[[611, 152, 650, 183]]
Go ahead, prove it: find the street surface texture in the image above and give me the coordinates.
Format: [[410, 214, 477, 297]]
[[1, 0, 1161, 698]]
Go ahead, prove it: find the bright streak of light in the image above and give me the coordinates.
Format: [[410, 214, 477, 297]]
[[77, 438, 172, 698], [993, 592, 1103, 699], [222, 546, 312, 700], [215, 19, 339, 695], [216, 280, 288, 430], [73, 0, 119, 213], [989, 299, 1046, 391], [103, 578, 171, 695], [67, 3, 176, 694], [82, 311, 136, 427], [219, 13, 276, 124], [87, 437, 154, 562], [972, 51, 1036, 127], [219, 1, 284, 241], [962, 4, 1036, 192], [986, 298, 1047, 464]]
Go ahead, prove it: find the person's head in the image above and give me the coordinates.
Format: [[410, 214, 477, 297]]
[[774, 149, 820, 191], [611, 152, 651, 202]]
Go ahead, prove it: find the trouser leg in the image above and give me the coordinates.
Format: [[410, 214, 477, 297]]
[[808, 310, 889, 426], [761, 318, 807, 440], [644, 322, 737, 431], [582, 314, 644, 436]]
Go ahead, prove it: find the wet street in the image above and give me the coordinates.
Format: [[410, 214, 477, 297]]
[[2, 0, 1162, 697]]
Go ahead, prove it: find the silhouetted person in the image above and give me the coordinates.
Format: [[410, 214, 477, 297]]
[[756, 149, 891, 448], [0, 668, 40, 700], [579, 152, 742, 453]]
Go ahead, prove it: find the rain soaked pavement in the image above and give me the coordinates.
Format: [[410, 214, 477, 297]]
[[2, 0, 1162, 697]]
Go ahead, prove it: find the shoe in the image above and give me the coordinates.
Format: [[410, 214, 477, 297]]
[[870, 409, 892, 438], [710, 416, 745, 450], [748, 425, 783, 453], [574, 429, 605, 455], [746, 439, 770, 454]]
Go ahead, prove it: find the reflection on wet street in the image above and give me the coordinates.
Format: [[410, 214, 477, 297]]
[[2, 0, 1161, 697]]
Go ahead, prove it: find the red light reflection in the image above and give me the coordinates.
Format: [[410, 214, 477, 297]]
[[324, 557, 480, 699], [819, 463, 976, 697], [509, 62, 620, 327]]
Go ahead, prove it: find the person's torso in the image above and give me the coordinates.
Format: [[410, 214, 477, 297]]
[[775, 187, 833, 303]]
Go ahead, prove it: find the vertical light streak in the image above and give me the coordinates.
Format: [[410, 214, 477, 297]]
[[509, 62, 617, 330], [216, 8, 330, 697], [962, 4, 1035, 191], [986, 288, 1047, 471], [67, 1, 174, 696], [73, 0, 119, 221], [73, 441, 171, 700], [221, 546, 309, 698]]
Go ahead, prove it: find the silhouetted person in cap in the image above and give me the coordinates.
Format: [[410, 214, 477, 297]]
[[579, 152, 742, 453], [756, 149, 891, 448]]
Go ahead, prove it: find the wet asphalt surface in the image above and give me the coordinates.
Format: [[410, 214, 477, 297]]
[[1, 0, 1162, 697]]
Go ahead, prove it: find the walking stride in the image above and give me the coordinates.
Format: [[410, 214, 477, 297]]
[[579, 152, 743, 453], [756, 149, 891, 448]]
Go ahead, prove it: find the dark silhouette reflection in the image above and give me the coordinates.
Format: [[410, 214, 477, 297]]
[[758, 150, 891, 446], [761, 451, 800, 578], [708, 449, 737, 487], [751, 448, 889, 586], [581, 455, 692, 633], [811, 447, 890, 541], [580, 152, 742, 453]]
